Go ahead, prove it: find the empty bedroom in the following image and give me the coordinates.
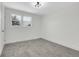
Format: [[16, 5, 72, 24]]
[[0, 1, 79, 57]]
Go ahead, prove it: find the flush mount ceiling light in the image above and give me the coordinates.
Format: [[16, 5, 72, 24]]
[[32, 2, 45, 8]]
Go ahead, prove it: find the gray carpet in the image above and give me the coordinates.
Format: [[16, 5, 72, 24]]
[[1, 38, 79, 57]]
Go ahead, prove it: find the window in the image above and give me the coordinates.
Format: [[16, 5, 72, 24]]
[[11, 14, 22, 26], [23, 16, 32, 27], [11, 14, 32, 27]]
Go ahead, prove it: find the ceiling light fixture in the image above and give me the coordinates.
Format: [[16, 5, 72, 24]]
[[32, 2, 44, 8]]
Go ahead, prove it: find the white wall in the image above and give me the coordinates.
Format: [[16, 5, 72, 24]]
[[5, 7, 42, 44], [41, 7, 79, 51], [0, 3, 5, 55], [0, 2, 2, 55]]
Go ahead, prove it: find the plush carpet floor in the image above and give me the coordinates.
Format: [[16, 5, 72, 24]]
[[1, 38, 79, 57]]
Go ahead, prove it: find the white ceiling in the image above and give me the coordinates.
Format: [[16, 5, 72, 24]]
[[3, 2, 79, 16]]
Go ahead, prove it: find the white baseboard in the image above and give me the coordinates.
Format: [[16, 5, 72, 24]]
[[42, 37, 79, 51], [5, 37, 41, 44], [5, 37, 79, 53]]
